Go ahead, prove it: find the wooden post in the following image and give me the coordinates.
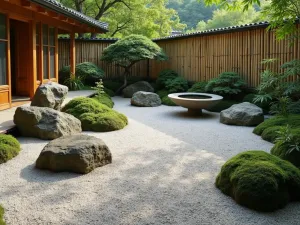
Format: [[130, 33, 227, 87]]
[[29, 19, 37, 98], [6, 15, 11, 107], [55, 27, 58, 82], [70, 32, 76, 77]]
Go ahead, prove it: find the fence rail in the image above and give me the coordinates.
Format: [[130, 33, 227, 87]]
[[58, 24, 300, 87]]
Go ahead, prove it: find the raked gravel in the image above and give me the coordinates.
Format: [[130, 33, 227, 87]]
[[0, 97, 299, 225]]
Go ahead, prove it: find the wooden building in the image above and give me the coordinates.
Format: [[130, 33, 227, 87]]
[[0, 0, 107, 110]]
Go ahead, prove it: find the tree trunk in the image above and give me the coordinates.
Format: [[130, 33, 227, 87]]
[[115, 68, 129, 95]]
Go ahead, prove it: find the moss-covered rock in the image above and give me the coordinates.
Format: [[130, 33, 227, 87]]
[[92, 93, 114, 108], [0, 205, 5, 225], [216, 150, 300, 212], [62, 97, 127, 132], [207, 100, 239, 113], [253, 114, 300, 135], [188, 81, 208, 93], [0, 134, 21, 164]]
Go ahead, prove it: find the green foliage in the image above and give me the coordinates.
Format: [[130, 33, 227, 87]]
[[253, 114, 300, 136], [261, 126, 283, 143], [207, 100, 239, 112], [195, 7, 259, 31], [205, 72, 246, 95], [59, 62, 104, 86], [269, 96, 292, 116], [243, 93, 270, 113], [0, 134, 21, 164], [188, 81, 208, 93], [161, 95, 178, 106], [203, 0, 300, 40], [103, 81, 123, 92], [156, 69, 179, 90], [101, 35, 167, 68], [287, 100, 300, 114], [92, 93, 114, 108], [271, 125, 300, 168], [165, 76, 189, 93], [0, 205, 5, 225], [64, 74, 84, 91], [216, 150, 300, 212], [62, 97, 127, 132]]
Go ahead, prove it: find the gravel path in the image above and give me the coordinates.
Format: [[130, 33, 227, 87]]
[[1, 97, 299, 225]]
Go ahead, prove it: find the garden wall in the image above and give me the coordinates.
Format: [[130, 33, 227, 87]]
[[58, 23, 300, 87]]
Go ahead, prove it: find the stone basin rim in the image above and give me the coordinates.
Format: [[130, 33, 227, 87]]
[[168, 93, 223, 101]]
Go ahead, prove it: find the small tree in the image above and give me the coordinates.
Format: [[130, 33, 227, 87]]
[[101, 35, 168, 94]]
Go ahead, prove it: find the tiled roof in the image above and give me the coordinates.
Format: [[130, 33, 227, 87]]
[[29, 0, 108, 32]]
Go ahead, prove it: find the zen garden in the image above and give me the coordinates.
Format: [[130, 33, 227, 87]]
[[1, 0, 300, 224]]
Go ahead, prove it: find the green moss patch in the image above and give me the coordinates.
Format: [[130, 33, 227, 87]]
[[0, 134, 21, 164], [0, 205, 5, 225], [216, 150, 300, 212], [62, 97, 127, 132], [253, 114, 300, 136], [92, 93, 114, 108], [156, 89, 178, 106]]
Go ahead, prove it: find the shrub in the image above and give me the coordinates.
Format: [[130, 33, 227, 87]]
[[156, 89, 170, 99], [188, 81, 208, 93], [165, 76, 189, 93], [103, 80, 123, 92], [253, 114, 300, 135], [243, 93, 271, 113], [287, 100, 300, 114], [59, 62, 104, 86], [0, 205, 5, 225], [64, 75, 84, 91], [216, 150, 300, 212], [271, 142, 300, 168], [207, 100, 239, 113], [92, 93, 114, 108], [156, 69, 179, 90], [62, 97, 127, 132], [205, 72, 246, 95], [0, 134, 21, 164]]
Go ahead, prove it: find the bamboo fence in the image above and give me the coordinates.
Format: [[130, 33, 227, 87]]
[[58, 24, 300, 87]]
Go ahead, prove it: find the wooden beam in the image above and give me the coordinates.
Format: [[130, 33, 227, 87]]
[[37, 6, 47, 13], [47, 11, 59, 19], [70, 32, 76, 76], [21, 0, 31, 7]]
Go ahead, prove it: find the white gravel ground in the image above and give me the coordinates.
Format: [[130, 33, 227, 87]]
[[1, 97, 299, 225]]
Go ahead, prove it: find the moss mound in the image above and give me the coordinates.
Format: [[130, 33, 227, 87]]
[[0, 134, 21, 164], [80, 111, 128, 132], [261, 126, 283, 143], [253, 115, 300, 135], [216, 150, 300, 212], [92, 93, 114, 108], [62, 97, 127, 132], [0, 205, 5, 225], [271, 141, 300, 168], [207, 100, 239, 112]]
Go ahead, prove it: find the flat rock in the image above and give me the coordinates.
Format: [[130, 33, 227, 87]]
[[14, 106, 82, 140], [36, 134, 112, 174], [220, 102, 264, 126], [123, 81, 154, 98], [31, 82, 68, 110], [131, 91, 161, 107]]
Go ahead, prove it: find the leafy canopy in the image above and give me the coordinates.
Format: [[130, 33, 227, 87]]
[[101, 35, 167, 68]]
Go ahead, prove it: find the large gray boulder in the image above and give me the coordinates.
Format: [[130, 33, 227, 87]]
[[131, 91, 161, 107], [36, 134, 112, 174], [220, 102, 264, 126], [31, 82, 68, 110], [123, 81, 154, 98], [14, 106, 82, 140]]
